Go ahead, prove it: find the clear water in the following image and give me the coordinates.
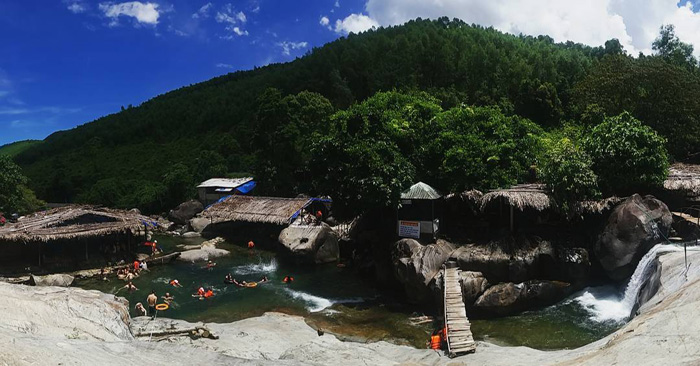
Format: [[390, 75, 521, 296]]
[[74, 234, 642, 350]]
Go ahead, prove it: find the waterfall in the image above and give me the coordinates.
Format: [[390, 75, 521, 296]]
[[618, 244, 681, 314]]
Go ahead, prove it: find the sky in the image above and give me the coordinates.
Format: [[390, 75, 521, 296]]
[[2, 0, 700, 146]]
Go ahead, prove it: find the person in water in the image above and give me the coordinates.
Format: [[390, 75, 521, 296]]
[[247, 240, 255, 249], [121, 281, 138, 292], [169, 279, 182, 287], [195, 287, 206, 297], [134, 302, 147, 317], [283, 276, 294, 283], [224, 273, 234, 284], [161, 292, 174, 304], [147, 290, 158, 318], [205, 260, 216, 269], [204, 288, 214, 298], [260, 276, 269, 283]]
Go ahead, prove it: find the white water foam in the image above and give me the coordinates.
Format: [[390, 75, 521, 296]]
[[571, 243, 696, 323], [232, 258, 278, 275], [282, 288, 364, 312]]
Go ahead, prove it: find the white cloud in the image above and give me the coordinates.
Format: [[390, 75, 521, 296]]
[[232, 27, 248, 36], [277, 41, 309, 56], [362, 0, 700, 57], [192, 2, 213, 19], [216, 63, 235, 68], [334, 13, 379, 34], [99, 1, 160, 25], [216, 11, 236, 25], [320, 16, 330, 27], [236, 11, 247, 23], [335, 0, 340, 7], [66, 2, 87, 14]]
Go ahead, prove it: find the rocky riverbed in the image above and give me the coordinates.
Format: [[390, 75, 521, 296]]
[[0, 249, 699, 365]]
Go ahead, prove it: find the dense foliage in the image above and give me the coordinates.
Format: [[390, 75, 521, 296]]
[[583, 112, 669, 194], [7, 18, 690, 215], [0, 155, 45, 214]]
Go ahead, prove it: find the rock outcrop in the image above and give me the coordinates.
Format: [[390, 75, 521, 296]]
[[473, 280, 571, 316], [29, 273, 74, 287], [459, 271, 489, 307], [177, 237, 229, 262], [278, 223, 339, 264], [189, 216, 210, 233], [168, 200, 204, 225], [595, 194, 672, 281], [391, 239, 455, 303]]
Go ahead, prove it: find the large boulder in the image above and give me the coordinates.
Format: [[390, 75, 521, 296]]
[[278, 223, 339, 264], [189, 217, 210, 233], [177, 238, 229, 262], [595, 194, 672, 281], [459, 271, 489, 308], [168, 200, 204, 225], [391, 239, 456, 303], [449, 239, 556, 283], [29, 274, 75, 287], [473, 280, 571, 316]]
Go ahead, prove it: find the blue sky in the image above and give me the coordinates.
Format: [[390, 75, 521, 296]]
[[0, 0, 369, 145], [3, 0, 700, 146]]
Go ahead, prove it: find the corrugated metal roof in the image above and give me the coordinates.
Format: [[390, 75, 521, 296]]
[[197, 177, 253, 189], [401, 182, 442, 200]]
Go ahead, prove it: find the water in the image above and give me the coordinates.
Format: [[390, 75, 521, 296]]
[[75, 236, 693, 350]]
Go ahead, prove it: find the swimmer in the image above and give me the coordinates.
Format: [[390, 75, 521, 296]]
[[206, 260, 217, 269], [224, 273, 234, 284], [161, 292, 174, 304], [169, 279, 182, 287], [204, 288, 214, 298], [283, 276, 294, 283], [100, 268, 108, 281], [134, 302, 147, 317], [193, 286, 206, 298], [120, 281, 138, 293], [259, 276, 269, 283]]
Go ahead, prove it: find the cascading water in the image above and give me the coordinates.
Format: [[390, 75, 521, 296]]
[[572, 243, 697, 323]]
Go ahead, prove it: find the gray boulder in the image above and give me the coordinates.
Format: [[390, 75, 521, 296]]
[[182, 231, 201, 238], [391, 239, 455, 303], [177, 238, 229, 262], [189, 217, 210, 233], [595, 194, 672, 281], [473, 280, 571, 316], [29, 274, 74, 287], [459, 271, 489, 308], [168, 200, 204, 225], [278, 223, 339, 264]]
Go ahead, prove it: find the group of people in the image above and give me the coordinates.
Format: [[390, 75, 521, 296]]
[[194, 286, 215, 299]]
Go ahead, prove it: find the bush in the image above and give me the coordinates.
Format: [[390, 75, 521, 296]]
[[582, 112, 669, 194], [539, 137, 600, 211]]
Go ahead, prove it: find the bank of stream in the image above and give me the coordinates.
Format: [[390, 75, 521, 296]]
[[74, 234, 626, 350]]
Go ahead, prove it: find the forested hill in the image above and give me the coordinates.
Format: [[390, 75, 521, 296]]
[[11, 18, 700, 215]]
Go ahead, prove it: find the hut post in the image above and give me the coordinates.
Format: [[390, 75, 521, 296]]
[[85, 239, 89, 261], [38, 242, 42, 267], [509, 205, 514, 232], [431, 199, 436, 238]]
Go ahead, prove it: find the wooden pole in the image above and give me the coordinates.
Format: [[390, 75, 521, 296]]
[[509, 205, 514, 232], [85, 239, 89, 261]]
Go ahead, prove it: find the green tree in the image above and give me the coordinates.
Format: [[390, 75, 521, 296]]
[[652, 24, 697, 71], [539, 137, 600, 211], [163, 163, 195, 209], [582, 112, 669, 194], [0, 155, 28, 213]]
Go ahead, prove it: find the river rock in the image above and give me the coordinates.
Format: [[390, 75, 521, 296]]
[[177, 246, 229, 262], [473, 280, 571, 316], [391, 239, 455, 303], [29, 274, 75, 287], [168, 200, 204, 225], [182, 231, 201, 238], [278, 222, 339, 264], [189, 217, 210, 233], [459, 271, 489, 307], [450, 239, 556, 283], [595, 194, 672, 281], [557, 247, 590, 286]]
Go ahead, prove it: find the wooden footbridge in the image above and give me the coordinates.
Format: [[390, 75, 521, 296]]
[[442, 261, 476, 357]]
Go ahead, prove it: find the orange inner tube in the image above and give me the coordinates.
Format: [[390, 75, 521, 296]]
[[155, 303, 169, 311], [245, 282, 258, 288]]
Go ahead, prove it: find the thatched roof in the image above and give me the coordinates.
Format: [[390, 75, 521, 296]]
[[202, 195, 315, 225], [664, 163, 700, 197], [401, 182, 442, 200], [480, 184, 556, 212], [573, 196, 623, 215], [0, 205, 153, 242], [197, 177, 253, 189]]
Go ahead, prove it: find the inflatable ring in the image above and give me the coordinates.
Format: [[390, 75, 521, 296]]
[[155, 303, 169, 311], [245, 282, 258, 288]]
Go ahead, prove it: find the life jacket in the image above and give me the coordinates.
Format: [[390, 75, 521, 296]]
[[170, 280, 178, 286], [283, 276, 294, 283], [133, 261, 139, 270], [247, 241, 255, 249], [316, 210, 322, 218], [442, 327, 447, 339], [430, 335, 441, 350], [204, 290, 214, 298], [197, 287, 205, 296]]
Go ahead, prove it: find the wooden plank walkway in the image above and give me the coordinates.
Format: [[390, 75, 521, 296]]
[[443, 265, 476, 357]]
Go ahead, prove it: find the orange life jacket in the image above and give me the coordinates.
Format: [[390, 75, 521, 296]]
[[133, 261, 139, 270], [247, 241, 255, 248], [283, 276, 294, 283], [430, 335, 441, 350], [197, 287, 205, 296], [204, 290, 214, 298]]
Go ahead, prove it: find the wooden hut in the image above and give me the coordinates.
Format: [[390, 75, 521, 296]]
[[397, 182, 443, 239], [480, 184, 556, 232], [0, 206, 153, 273], [202, 195, 330, 225], [662, 163, 700, 210]]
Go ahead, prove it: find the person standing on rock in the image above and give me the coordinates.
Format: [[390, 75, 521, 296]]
[[147, 290, 158, 318]]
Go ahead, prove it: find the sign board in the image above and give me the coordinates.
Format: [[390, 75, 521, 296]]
[[398, 220, 421, 238]]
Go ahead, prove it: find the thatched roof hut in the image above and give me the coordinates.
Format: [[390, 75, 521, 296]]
[[203, 195, 322, 225], [0, 205, 153, 242], [664, 163, 700, 198], [480, 184, 555, 212], [573, 196, 623, 216]]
